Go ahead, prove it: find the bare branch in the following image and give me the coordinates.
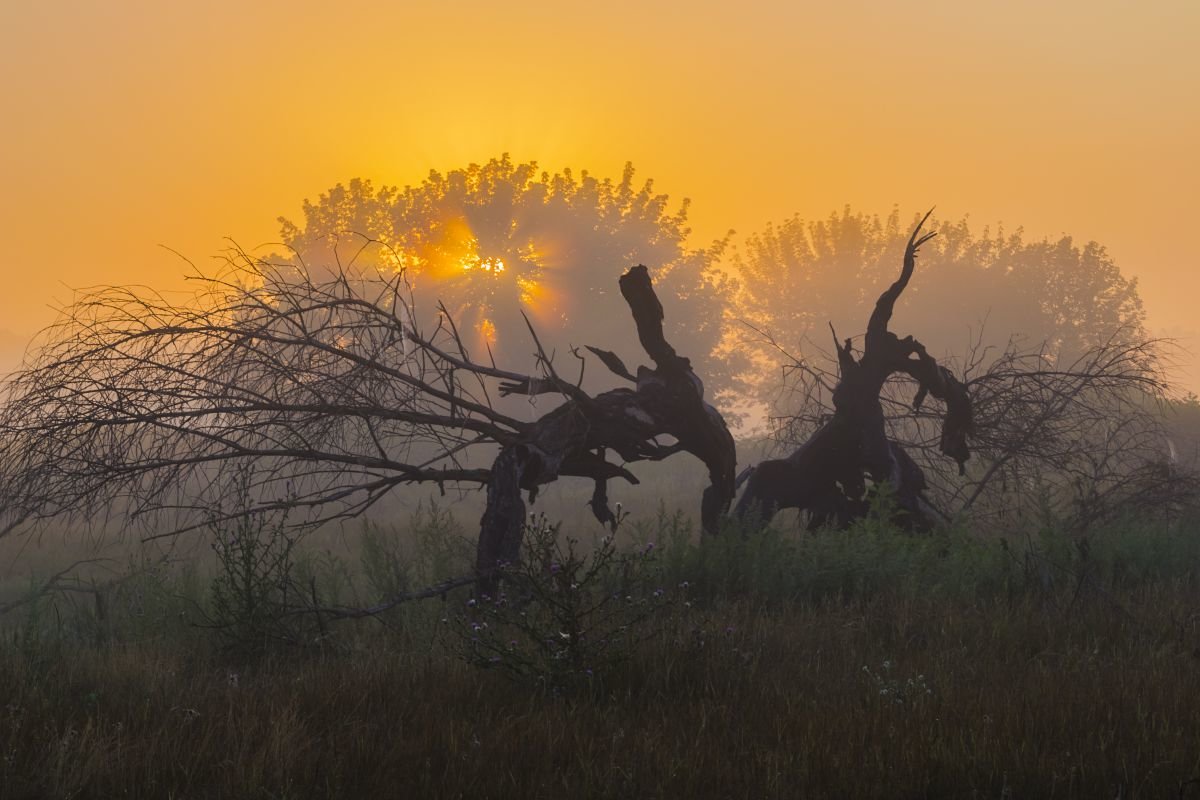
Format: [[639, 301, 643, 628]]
[[0, 250, 735, 597]]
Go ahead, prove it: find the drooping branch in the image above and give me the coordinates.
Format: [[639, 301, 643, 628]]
[[898, 339, 973, 472], [0, 253, 528, 538], [0, 247, 734, 599]]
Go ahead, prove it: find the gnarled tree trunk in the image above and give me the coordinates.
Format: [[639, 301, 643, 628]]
[[735, 212, 973, 531], [477, 265, 736, 582]]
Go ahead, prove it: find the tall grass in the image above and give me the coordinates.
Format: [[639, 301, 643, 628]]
[[2, 507, 1199, 798]]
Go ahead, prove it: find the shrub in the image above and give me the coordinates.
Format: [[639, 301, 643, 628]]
[[203, 508, 310, 657], [445, 514, 672, 690]]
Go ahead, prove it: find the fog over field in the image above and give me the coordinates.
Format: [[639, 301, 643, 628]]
[[2, 3, 1198, 798]]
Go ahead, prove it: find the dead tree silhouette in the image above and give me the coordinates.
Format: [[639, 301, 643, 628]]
[[735, 211, 974, 530], [0, 251, 733, 591], [474, 264, 736, 585]]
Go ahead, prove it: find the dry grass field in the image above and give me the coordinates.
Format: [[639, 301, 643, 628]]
[[2, 506, 1199, 799]]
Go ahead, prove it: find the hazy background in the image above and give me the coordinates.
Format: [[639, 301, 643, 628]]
[[1, 0, 1197, 385]]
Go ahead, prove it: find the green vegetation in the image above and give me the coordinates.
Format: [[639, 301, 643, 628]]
[[2, 504, 1199, 799]]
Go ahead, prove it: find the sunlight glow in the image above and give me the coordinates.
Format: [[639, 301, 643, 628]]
[[462, 256, 506, 274], [381, 201, 576, 354], [478, 317, 497, 345]]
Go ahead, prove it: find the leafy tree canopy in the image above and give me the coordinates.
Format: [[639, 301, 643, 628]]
[[730, 206, 1146, 405], [277, 155, 741, 403]]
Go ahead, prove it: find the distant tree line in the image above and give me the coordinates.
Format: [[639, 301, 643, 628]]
[[0, 157, 1187, 601], [276, 159, 1148, 423], [728, 206, 1146, 412]]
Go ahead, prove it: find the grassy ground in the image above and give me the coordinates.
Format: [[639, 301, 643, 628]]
[[2, 511, 1199, 798]]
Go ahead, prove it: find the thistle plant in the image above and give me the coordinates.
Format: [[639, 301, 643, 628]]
[[205, 508, 304, 656], [862, 659, 933, 707], [446, 513, 672, 690]]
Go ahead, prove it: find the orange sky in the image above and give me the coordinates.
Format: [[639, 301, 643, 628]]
[[1, 1, 1197, 384]]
